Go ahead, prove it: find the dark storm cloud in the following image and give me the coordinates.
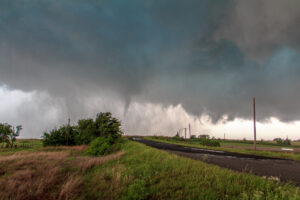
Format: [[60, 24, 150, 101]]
[[1, 0, 300, 123], [215, 0, 300, 60]]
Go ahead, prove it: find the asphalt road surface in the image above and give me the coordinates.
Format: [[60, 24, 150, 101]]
[[132, 138, 300, 186]]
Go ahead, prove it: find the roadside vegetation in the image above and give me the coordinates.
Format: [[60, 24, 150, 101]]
[[0, 139, 299, 199], [146, 136, 300, 161]]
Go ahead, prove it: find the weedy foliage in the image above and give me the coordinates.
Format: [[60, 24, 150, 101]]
[[42, 112, 122, 146]]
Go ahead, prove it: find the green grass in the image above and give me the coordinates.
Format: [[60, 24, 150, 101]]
[[0, 139, 42, 155], [145, 136, 300, 161], [293, 141, 300, 146], [79, 139, 300, 200], [220, 142, 296, 148], [221, 142, 255, 147], [220, 140, 300, 148]]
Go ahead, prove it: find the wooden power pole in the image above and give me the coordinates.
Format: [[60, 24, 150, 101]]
[[253, 98, 256, 151], [184, 128, 186, 139]]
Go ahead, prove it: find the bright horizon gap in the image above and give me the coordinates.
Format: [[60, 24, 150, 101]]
[[125, 118, 300, 141], [1, 86, 300, 140]]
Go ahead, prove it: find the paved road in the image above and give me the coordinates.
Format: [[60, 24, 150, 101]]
[[133, 138, 300, 186]]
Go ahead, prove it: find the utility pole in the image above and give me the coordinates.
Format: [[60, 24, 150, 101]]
[[189, 123, 191, 138], [253, 98, 256, 151], [184, 128, 186, 139], [224, 133, 225, 140]]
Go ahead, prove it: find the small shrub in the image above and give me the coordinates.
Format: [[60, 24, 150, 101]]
[[172, 135, 184, 141], [86, 137, 122, 156], [199, 138, 220, 147]]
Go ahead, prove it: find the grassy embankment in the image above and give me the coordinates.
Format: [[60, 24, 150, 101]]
[[145, 136, 300, 161], [0, 139, 299, 199]]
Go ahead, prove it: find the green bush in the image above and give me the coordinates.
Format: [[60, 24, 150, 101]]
[[75, 119, 96, 145], [198, 138, 220, 147], [42, 112, 123, 146], [74, 133, 95, 145], [172, 135, 184, 141], [86, 136, 120, 156], [42, 125, 77, 146]]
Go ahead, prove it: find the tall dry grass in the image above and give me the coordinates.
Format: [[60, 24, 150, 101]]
[[42, 145, 88, 152], [0, 146, 124, 200], [78, 151, 125, 172], [59, 176, 82, 200]]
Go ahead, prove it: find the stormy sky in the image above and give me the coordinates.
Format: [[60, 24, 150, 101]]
[[1, 0, 300, 139]]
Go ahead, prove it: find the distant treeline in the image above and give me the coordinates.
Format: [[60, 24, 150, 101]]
[[152, 135, 221, 147], [151, 135, 295, 147]]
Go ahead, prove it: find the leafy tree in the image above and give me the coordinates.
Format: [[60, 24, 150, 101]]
[[94, 112, 122, 139], [0, 123, 22, 148], [42, 125, 77, 146], [0, 123, 12, 144], [9, 125, 22, 147], [75, 119, 96, 145]]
